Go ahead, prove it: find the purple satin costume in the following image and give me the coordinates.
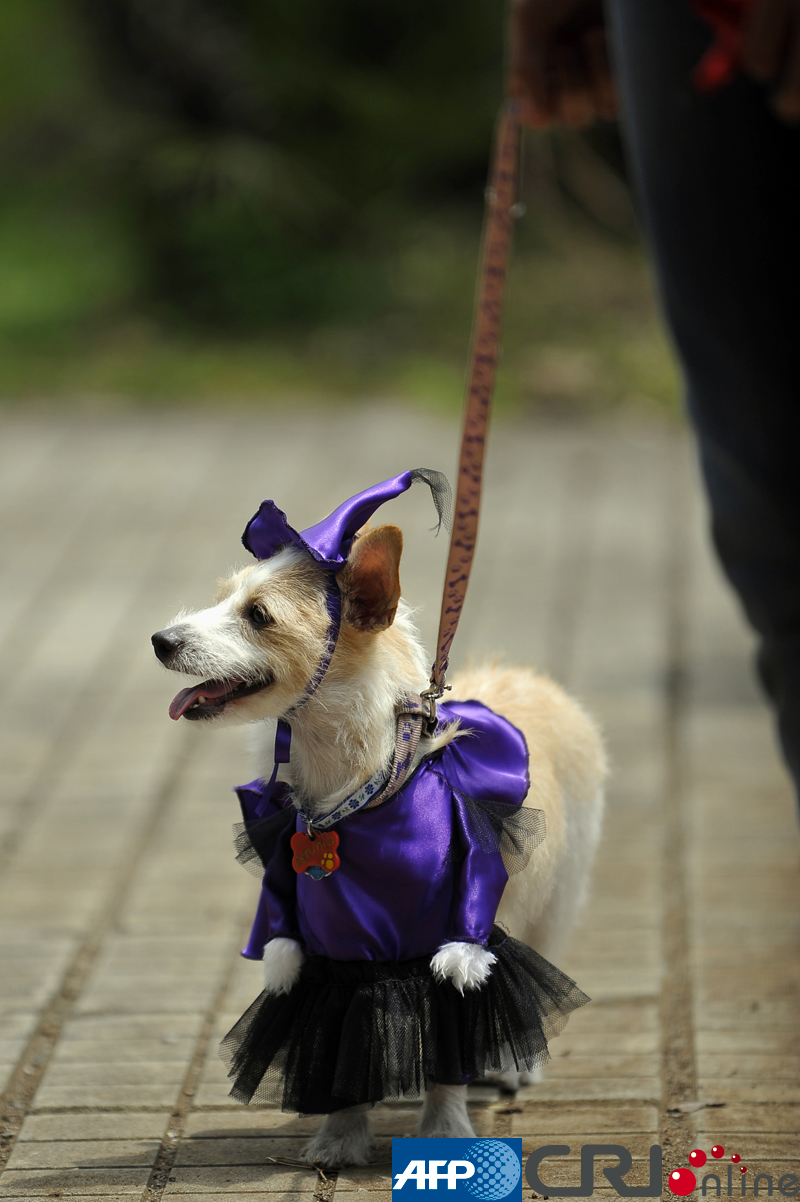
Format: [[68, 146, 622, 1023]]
[[219, 471, 589, 1113], [236, 699, 529, 962]]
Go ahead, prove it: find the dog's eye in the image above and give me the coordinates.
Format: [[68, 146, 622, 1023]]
[[247, 604, 273, 629]]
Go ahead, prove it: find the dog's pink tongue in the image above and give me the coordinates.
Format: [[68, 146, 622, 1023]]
[[168, 680, 232, 721]]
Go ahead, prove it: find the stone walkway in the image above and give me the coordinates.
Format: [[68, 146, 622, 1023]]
[[0, 409, 797, 1201]]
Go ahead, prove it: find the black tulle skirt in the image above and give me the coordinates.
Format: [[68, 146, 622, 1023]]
[[220, 927, 588, 1115]]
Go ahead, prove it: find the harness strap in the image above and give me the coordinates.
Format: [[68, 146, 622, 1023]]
[[424, 99, 522, 727], [296, 695, 427, 830], [363, 696, 425, 810]]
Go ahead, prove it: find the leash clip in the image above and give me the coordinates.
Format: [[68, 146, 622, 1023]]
[[420, 676, 451, 737]]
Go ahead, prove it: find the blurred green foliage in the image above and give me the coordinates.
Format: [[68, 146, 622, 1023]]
[[0, 0, 678, 412]]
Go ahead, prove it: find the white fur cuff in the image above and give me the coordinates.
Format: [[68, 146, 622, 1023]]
[[431, 941, 497, 994], [262, 937, 303, 995]]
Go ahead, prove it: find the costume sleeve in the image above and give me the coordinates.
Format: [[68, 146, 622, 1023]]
[[263, 820, 302, 944], [448, 792, 509, 945]]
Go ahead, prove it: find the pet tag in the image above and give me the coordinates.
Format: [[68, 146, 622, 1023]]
[[291, 829, 340, 879]]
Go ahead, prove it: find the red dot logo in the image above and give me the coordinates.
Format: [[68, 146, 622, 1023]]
[[731, 1155, 741, 1164], [740, 1167, 748, 1174], [668, 1168, 697, 1196], [690, 1150, 707, 1168], [712, 1146, 725, 1159]]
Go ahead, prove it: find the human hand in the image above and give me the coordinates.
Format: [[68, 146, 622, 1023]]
[[741, 0, 800, 121], [509, 0, 617, 128]]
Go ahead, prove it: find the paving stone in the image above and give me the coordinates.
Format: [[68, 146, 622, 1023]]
[[175, 1139, 313, 1167], [697, 1055, 800, 1079], [0, 1013, 37, 1039], [193, 1084, 243, 1109], [31, 1084, 180, 1110], [0, 1167, 150, 1195], [202, 1061, 244, 1085], [164, 1196, 316, 1202], [51, 1038, 196, 1064], [518, 1078, 661, 1101], [335, 1168, 393, 1192], [560, 1004, 659, 1034], [368, 1106, 493, 1137], [551, 1031, 659, 1055], [164, 1166, 317, 1192], [17, 1114, 169, 1142], [698, 1082, 800, 1103], [539, 1054, 659, 1078], [0, 1042, 28, 1065], [38, 1062, 188, 1088], [698, 1002, 800, 1030], [6, 1141, 160, 1171], [696, 1031, 800, 1054], [184, 1113, 322, 1139], [58, 1015, 204, 1041], [510, 1104, 659, 1134], [696, 1104, 800, 1132], [334, 1191, 391, 1202]]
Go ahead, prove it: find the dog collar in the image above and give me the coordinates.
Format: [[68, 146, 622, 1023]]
[[291, 696, 428, 879], [296, 764, 390, 834]]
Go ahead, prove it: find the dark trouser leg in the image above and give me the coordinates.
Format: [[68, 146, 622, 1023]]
[[605, 0, 800, 796]]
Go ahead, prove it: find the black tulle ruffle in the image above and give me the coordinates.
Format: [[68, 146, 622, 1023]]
[[219, 927, 588, 1115]]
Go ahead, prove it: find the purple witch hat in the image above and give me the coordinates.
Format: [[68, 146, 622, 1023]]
[[242, 467, 451, 567]]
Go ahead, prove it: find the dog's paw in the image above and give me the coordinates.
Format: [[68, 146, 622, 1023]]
[[431, 942, 497, 994], [418, 1107, 476, 1138], [419, 1084, 475, 1137], [301, 1114, 371, 1167], [485, 1066, 543, 1093], [262, 937, 303, 995]]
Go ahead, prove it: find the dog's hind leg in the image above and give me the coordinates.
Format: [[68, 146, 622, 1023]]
[[524, 786, 605, 965], [301, 1106, 372, 1168], [418, 1084, 475, 1137], [488, 787, 605, 1094]]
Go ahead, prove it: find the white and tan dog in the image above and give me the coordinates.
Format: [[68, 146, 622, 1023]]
[[153, 523, 606, 1165]]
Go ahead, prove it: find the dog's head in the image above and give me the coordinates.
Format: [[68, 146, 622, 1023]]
[[152, 525, 403, 724]]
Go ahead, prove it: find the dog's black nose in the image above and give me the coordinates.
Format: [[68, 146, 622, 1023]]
[[152, 628, 184, 663]]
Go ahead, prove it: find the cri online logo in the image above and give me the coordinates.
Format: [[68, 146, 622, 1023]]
[[525, 1142, 800, 1198], [668, 1144, 800, 1197]]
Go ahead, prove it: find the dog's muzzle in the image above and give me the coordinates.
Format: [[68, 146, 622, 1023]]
[[152, 627, 186, 664]]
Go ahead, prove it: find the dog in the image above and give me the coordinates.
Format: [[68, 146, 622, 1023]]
[[152, 519, 606, 1167]]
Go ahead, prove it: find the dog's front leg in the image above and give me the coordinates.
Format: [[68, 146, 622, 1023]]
[[419, 1084, 475, 1137], [262, 937, 303, 994], [302, 1106, 373, 1167]]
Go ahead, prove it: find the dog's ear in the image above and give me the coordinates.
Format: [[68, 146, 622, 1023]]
[[338, 524, 403, 633]]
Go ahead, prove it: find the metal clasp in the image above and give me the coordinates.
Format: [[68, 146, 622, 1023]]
[[420, 675, 451, 737]]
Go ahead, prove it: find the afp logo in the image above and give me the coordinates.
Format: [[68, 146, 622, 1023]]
[[392, 1138, 523, 1201]]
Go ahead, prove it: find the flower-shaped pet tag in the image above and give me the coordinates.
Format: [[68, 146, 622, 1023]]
[[291, 829, 340, 879]]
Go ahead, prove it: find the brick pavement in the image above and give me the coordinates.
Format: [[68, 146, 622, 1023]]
[[0, 409, 797, 1201]]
